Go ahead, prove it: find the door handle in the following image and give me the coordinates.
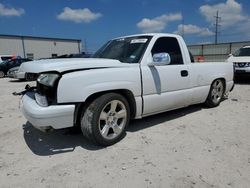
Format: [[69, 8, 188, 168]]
[[181, 70, 188, 77]]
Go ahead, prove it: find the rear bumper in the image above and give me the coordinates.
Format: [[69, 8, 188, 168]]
[[21, 92, 75, 129]]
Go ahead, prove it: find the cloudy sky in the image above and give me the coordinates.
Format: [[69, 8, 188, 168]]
[[0, 0, 250, 52]]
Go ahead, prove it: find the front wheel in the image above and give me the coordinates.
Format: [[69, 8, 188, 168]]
[[80, 93, 130, 146], [205, 79, 225, 107]]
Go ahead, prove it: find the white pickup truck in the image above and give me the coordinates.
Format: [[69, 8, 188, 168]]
[[20, 33, 234, 146]]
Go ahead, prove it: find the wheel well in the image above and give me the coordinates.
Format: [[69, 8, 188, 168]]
[[74, 89, 137, 127]]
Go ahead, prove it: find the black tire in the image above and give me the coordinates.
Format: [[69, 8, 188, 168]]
[[205, 79, 225, 108], [80, 93, 130, 146], [0, 71, 4, 78]]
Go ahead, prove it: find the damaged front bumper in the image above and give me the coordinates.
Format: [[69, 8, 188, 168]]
[[16, 85, 75, 130]]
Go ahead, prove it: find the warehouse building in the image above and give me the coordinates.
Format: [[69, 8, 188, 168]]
[[188, 41, 250, 62], [0, 34, 82, 60]]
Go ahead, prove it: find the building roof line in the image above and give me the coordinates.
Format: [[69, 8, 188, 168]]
[[0, 34, 81, 42]]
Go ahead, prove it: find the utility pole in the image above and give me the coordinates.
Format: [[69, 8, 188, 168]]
[[214, 11, 221, 44], [181, 18, 184, 38]]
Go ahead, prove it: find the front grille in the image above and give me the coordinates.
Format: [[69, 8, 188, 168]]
[[234, 62, 250, 68], [26, 73, 38, 81]]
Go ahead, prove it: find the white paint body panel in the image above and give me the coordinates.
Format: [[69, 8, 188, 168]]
[[57, 64, 141, 103], [20, 33, 234, 129]]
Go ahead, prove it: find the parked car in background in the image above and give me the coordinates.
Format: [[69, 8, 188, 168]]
[[227, 46, 250, 76], [0, 58, 32, 78], [0, 55, 13, 63], [7, 66, 19, 78], [7, 59, 33, 79]]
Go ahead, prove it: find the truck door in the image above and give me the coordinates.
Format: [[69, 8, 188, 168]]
[[141, 37, 192, 116]]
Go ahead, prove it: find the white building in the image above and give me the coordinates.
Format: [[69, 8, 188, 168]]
[[0, 34, 82, 60]]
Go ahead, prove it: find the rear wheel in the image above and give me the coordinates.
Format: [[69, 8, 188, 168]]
[[80, 93, 130, 146], [205, 79, 224, 107], [0, 71, 4, 78]]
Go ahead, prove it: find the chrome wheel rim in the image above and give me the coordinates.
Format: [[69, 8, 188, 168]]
[[99, 100, 127, 140], [211, 80, 224, 104]]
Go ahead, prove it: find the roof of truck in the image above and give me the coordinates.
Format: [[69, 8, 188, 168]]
[[113, 33, 180, 40]]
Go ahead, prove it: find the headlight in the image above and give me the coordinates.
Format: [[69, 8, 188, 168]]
[[233, 63, 238, 67], [37, 73, 60, 87]]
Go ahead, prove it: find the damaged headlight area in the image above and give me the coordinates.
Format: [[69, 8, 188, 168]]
[[36, 72, 61, 106], [37, 73, 60, 87]]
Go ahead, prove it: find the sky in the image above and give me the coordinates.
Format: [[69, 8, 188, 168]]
[[0, 0, 250, 52]]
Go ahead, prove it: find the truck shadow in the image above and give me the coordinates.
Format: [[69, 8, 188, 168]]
[[8, 79, 26, 83], [23, 123, 103, 156], [127, 105, 202, 132], [23, 104, 202, 156]]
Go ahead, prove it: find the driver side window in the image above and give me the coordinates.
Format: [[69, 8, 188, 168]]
[[151, 37, 183, 65]]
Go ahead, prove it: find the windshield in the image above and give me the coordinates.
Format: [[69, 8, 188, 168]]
[[93, 36, 152, 63], [233, 48, 250, 57]]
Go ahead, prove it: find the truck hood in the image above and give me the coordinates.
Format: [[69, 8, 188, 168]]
[[227, 56, 250, 63], [19, 58, 127, 73]]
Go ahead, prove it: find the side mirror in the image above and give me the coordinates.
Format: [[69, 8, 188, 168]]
[[148, 52, 171, 66]]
